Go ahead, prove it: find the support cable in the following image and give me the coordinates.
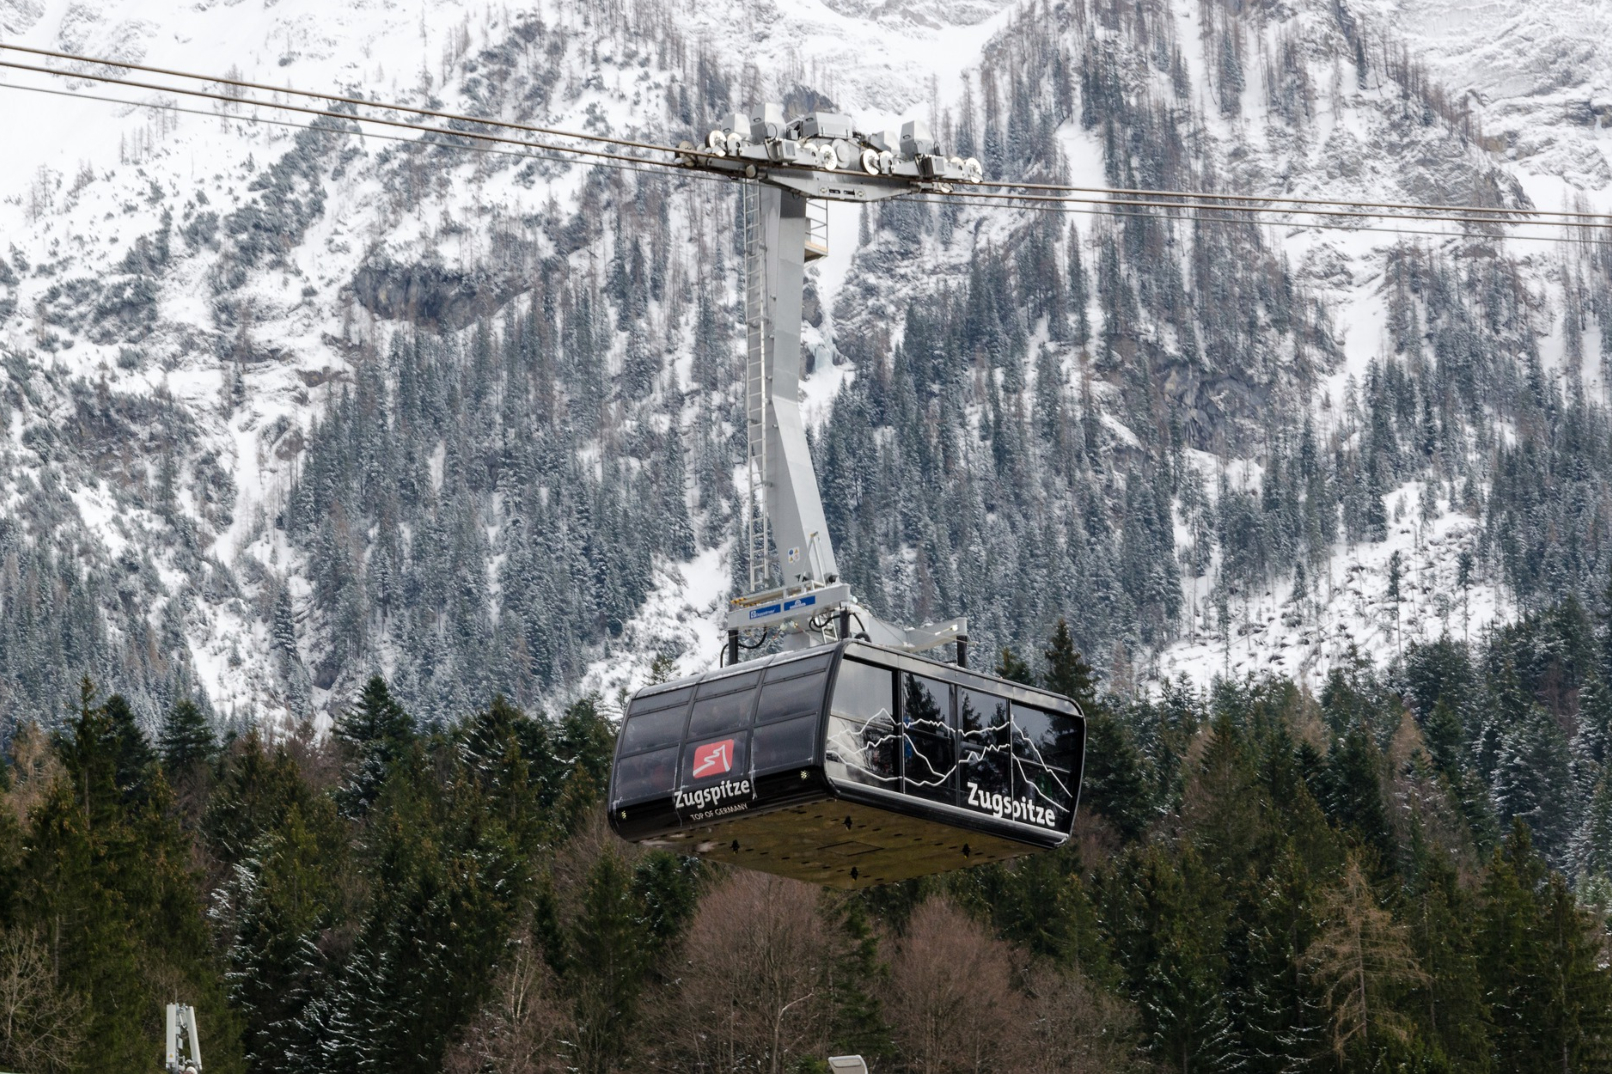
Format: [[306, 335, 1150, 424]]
[[911, 196, 1612, 247], [0, 42, 675, 156], [933, 187, 1612, 231], [5, 45, 1610, 245], [11, 42, 1606, 228], [0, 79, 732, 185], [974, 177, 1612, 222], [0, 57, 686, 171]]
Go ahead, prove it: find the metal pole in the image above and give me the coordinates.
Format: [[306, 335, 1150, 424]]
[[758, 187, 839, 587]]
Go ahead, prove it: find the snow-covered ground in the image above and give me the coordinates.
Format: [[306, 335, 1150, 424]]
[[1160, 477, 1502, 690], [1, 0, 1609, 714]]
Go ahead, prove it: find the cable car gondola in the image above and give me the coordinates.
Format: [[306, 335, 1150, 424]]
[[608, 640, 1085, 888], [607, 102, 1084, 886]]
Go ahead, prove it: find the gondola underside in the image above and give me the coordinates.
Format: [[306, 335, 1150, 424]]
[[647, 799, 1041, 889]]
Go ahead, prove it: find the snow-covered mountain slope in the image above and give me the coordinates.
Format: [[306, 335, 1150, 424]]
[[0, 0, 1609, 728], [1386, 0, 1612, 199]]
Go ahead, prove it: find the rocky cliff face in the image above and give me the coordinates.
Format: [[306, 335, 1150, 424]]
[[0, 0, 1608, 730]]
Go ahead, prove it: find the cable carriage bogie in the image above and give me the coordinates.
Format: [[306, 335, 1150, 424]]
[[608, 641, 1085, 889]]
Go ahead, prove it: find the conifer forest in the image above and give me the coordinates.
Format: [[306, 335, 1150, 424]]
[[4, 0, 1612, 1070], [5, 613, 1612, 1074]]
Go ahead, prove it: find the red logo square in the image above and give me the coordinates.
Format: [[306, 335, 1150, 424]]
[[691, 738, 735, 779]]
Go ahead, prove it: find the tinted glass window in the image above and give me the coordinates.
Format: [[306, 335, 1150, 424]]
[[633, 685, 693, 714], [959, 688, 1011, 803], [752, 714, 818, 771], [826, 660, 898, 789], [620, 704, 688, 754], [755, 670, 827, 725], [612, 745, 679, 807], [764, 651, 833, 681], [831, 660, 893, 721], [688, 687, 755, 737], [902, 673, 955, 804], [1016, 760, 1077, 824], [1011, 703, 1082, 773], [1012, 703, 1082, 830], [695, 670, 759, 697]]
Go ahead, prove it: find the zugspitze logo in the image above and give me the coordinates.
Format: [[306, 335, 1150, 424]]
[[691, 739, 735, 779]]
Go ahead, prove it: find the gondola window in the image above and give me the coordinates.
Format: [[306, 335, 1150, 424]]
[[960, 687, 1012, 806], [902, 673, 956, 804], [1011, 702, 1081, 818], [826, 659, 898, 788]]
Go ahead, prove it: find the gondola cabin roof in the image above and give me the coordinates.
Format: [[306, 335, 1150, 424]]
[[608, 640, 1085, 888]]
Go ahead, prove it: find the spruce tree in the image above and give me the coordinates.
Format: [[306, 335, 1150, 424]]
[[1043, 618, 1097, 710], [1576, 774, 1612, 885], [1492, 702, 1577, 866], [566, 850, 653, 1074], [159, 696, 216, 773], [827, 898, 897, 1064], [1082, 713, 1153, 842], [1480, 821, 1612, 1071], [335, 675, 416, 818], [29, 683, 244, 1074]]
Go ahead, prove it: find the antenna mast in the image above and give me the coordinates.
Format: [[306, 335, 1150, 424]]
[[165, 1004, 202, 1074]]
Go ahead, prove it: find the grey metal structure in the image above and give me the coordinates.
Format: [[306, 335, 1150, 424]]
[[676, 107, 982, 658], [165, 1003, 202, 1074]]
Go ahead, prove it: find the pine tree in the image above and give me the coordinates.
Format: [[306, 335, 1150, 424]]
[[1043, 618, 1097, 710], [1480, 821, 1612, 1071], [335, 675, 416, 818], [159, 696, 216, 773]]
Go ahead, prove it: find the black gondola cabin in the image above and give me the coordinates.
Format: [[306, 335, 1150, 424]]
[[608, 641, 1085, 888]]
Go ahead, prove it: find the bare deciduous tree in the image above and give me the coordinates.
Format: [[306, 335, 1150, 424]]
[[653, 870, 831, 1074], [887, 897, 1024, 1074], [4, 723, 61, 825], [0, 927, 86, 1074], [447, 928, 569, 1074], [1017, 964, 1146, 1074]]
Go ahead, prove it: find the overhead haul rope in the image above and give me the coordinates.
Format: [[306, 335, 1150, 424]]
[[0, 79, 731, 186], [5, 47, 1609, 243], [976, 178, 1612, 223], [10, 42, 1606, 229], [0, 42, 674, 156], [0, 57, 689, 173]]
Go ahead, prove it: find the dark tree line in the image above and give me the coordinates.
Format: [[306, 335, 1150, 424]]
[[3, 608, 1610, 1074]]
